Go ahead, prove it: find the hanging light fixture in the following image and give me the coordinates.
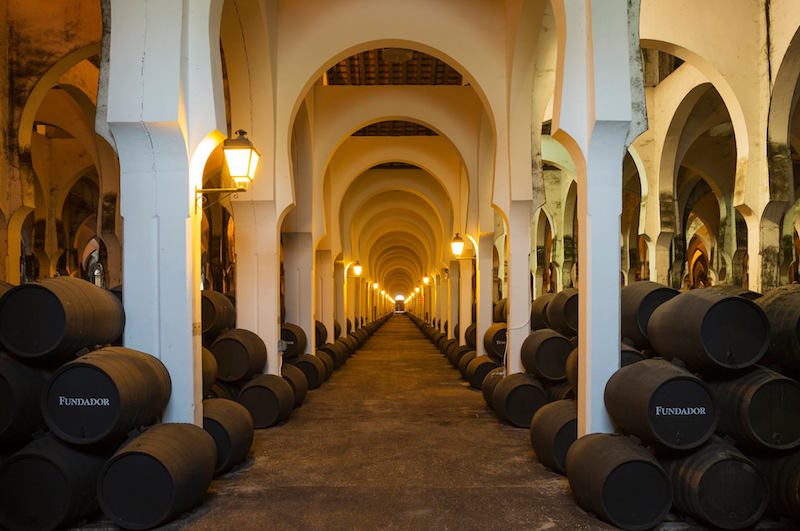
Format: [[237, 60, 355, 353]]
[[415, 287, 420, 293], [352, 261, 362, 276], [451, 233, 465, 257], [423, 276, 430, 284], [373, 282, 379, 290], [223, 130, 260, 190]]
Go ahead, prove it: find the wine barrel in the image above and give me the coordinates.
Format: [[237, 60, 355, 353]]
[[565, 433, 672, 530], [315, 350, 335, 378], [0, 433, 109, 531], [281, 363, 308, 408], [482, 368, 505, 407], [445, 341, 461, 364], [620, 344, 645, 366], [201, 290, 235, 340], [42, 347, 171, 445], [530, 293, 554, 330], [281, 323, 307, 359], [529, 399, 577, 475], [483, 323, 507, 364], [604, 359, 716, 450], [289, 354, 327, 389], [545, 381, 574, 401], [207, 382, 238, 401], [457, 350, 477, 378], [224, 291, 236, 307], [202, 398, 253, 475], [520, 329, 572, 383], [314, 320, 328, 347], [465, 324, 477, 349], [354, 328, 369, 345], [0, 279, 14, 298], [431, 332, 445, 348], [660, 440, 768, 530], [647, 290, 770, 372], [493, 299, 507, 323], [492, 373, 548, 428], [98, 423, 216, 530], [545, 288, 578, 337], [620, 281, 678, 349], [319, 342, 345, 368], [708, 366, 800, 450], [346, 318, 352, 334], [441, 338, 457, 355], [436, 334, 449, 352], [333, 320, 342, 340], [752, 450, 800, 518], [0, 277, 124, 365], [0, 355, 46, 449], [453, 323, 459, 343], [754, 284, 800, 372], [202, 347, 217, 396], [465, 355, 501, 389], [210, 329, 267, 383], [334, 338, 352, 363], [341, 335, 358, 354], [238, 374, 294, 428], [565, 348, 578, 393]]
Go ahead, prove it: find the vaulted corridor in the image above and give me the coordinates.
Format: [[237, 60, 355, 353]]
[[173, 315, 608, 530]]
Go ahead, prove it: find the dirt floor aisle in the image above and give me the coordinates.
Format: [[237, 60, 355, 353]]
[[174, 314, 609, 530]]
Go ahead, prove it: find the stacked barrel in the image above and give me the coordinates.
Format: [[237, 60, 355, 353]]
[[555, 280, 798, 530]]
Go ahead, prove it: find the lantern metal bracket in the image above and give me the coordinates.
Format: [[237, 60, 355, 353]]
[[194, 186, 246, 213]]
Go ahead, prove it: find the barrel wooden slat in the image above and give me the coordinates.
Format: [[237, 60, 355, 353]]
[[98, 423, 217, 530], [604, 359, 716, 450], [201, 290, 236, 340], [0, 433, 109, 531], [482, 368, 505, 407], [315, 350, 335, 378], [238, 374, 294, 428], [210, 329, 267, 383], [0, 277, 124, 365], [289, 354, 327, 389], [565, 347, 578, 393], [492, 373, 548, 428], [315, 320, 328, 347], [530, 293, 554, 331], [483, 323, 507, 364], [545, 288, 578, 337], [42, 347, 171, 445], [465, 324, 477, 349], [201, 347, 217, 396], [661, 440, 768, 530], [620, 281, 679, 349], [521, 329, 572, 383], [0, 355, 46, 450], [493, 299, 507, 323], [465, 355, 500, 389], [709, 365, 800, 450], [346, 319, 352, 334], [566, 433, 672, 531], [752, 450, 800, 518], [281, 363, 308, 408], [441, 338, 457, 355], [529, 399, 577, 475], [754, 284, 800, 372], [647, 290, 770, 372], [202, 398, 254, 475], [333, 320, 342, 340], [545, 381, 575, 402], [457, 350, 476, 378]]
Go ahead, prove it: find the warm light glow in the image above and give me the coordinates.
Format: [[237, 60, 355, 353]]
[[353, 261, 362, 276], [223, 130, 260, 189], [415, 287, 420, 293], [380, 290, 385, 295], [373, 282, 379, 290], [395, 295, 405, 301], [423, 276, 430, 284], [451, 233, 465, 257]]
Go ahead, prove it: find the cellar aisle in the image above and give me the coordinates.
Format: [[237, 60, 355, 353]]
[[175, 315, 609, 530]]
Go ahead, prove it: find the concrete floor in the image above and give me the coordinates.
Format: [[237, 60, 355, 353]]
[[164, 314, 609, 530]]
